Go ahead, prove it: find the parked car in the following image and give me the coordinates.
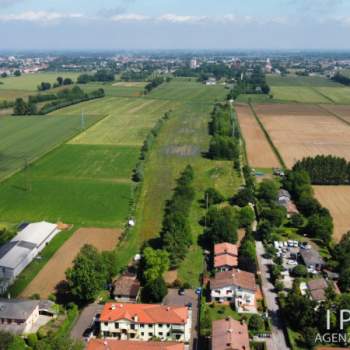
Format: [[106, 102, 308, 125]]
[[288, 260, 298, 265], [178, 288, 185, 296]]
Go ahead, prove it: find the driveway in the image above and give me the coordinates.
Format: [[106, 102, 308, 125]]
[[256, 241, 290, 350], [163, 288, 199, 350], [70, 303, 103, 341]]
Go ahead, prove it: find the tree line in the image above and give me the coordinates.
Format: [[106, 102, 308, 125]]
[[283, 169, 333, 245], [208, 103, 240, 169], [293, 155, 350, 185], [37, 76, 73, 91], [160, 165, 195, 267], [331, 72, 350, 86], [13, 86, 105, 115], [144, 76, 167, 94]]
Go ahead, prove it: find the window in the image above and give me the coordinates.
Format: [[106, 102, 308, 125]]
[[167, 324, 170, 328], [130, 333, 135, 339], [104, 322, 108, 326], [159, 332, 163, 336], [141, 332, 144, 336], [130, 324, 135, 330], [226, 290, 232, 294], [114, 322, 119, 328], [148, 332, 153, 337], [158, 324, 163, 327], [140, 324, 144, 328]]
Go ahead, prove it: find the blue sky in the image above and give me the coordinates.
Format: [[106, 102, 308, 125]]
[[1, 0, 350, 50]]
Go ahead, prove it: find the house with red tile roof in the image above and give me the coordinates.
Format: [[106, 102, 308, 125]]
[[87, 339, 184, 350], [210, 269, 257, 313], [212, 318, 250, 350], [214, 243, 238, 272], [99, 303, 191, 342]]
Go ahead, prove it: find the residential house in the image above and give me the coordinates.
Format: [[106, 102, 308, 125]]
[[112, 275, 141, 303], [277, 189, 299, 217], [87, 339, 184, 350], [100, 303, 191, 342], [211, 317, 250, 350], [210, 269, 257, 313], [307, 278, 340, 303], [300, 249, 325, 271], [214, 243, 238, 272], [0, 222, 60, 292]]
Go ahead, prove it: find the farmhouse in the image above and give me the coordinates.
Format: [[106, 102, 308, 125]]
[[211, 317, 250, 350], [214, 243, 238, 272], [210, 269, 257, 313], [100, 303, 192, 342], [112, 275, 141, 303], [300, 249, 325, 271], [307, 278, 340, 303], [0, 298, 56, 335], [0, 222, 60, 292], [87, 339, 184, 350]]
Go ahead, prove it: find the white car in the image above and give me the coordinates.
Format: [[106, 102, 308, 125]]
[[288, 260, 298, 265], [293, 241, 299, 247]]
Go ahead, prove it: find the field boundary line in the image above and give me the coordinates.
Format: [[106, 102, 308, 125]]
[[0, 113, 109, 184], [232, 104, 249, 170], [311, 87, 335, 104], [318, 104, 350, 128], [249, 103, 286, 169]]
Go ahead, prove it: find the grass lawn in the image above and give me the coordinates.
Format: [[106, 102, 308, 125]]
[[56, 96, 179, 146], [0, 72, 81, 91], [269, 86, 329, 104], [145, 79, 228, 103], [0, 114, 103, 181], [0, 176, 132, 226], [7, 226, 76, 297], [29, 144, 139, 180], [133, 98, 241, 286]]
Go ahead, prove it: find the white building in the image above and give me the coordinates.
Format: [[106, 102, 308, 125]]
[[210, 269, 257, 313], [0, 222, 60, 292], [100, 303, 192, 342], [190, 59, 198, 69]]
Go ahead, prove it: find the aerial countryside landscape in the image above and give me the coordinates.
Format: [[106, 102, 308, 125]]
[[2, 1, 350, 350]]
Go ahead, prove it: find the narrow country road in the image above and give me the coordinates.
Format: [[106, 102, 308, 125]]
[[256, 241, 290, 350]]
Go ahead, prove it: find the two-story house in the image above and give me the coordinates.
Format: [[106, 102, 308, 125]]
[[214, 242, 238, 272], [100, 303, 191, 342], [210, 269, 257, 313]]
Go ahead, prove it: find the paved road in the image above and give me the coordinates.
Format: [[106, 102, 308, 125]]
[[256, 241, 290, 350], [70, 303, 103, 341], [163, 288, 199, 350]]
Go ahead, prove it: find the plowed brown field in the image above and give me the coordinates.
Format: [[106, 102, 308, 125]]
[[313, 186, 350, 242], [236, 104, 280, 168], [254, 104, 350, 168], [21, 227, 121, 298]]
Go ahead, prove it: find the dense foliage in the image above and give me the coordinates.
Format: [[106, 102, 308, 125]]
[[238, 229, 257, 272], [332, 72, 350, 86], [144, 77, 165, 94], [293, 155, 350, 184], [160, 165, 195, 267], [77, 69, 115, 83]]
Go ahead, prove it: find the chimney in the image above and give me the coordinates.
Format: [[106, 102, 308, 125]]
[[111, 304, 116, 310]]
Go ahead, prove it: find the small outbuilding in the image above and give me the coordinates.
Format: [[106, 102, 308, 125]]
[[112, 275, 141, 303]]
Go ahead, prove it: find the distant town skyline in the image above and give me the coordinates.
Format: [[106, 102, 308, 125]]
[[1, 0, 350, 50]]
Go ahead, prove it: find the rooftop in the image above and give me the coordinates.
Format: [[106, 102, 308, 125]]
[[210, 269, 256, 291], [112, 275, 140, 298], [214, 243, 238, 257], [87, 340, 184, 350], [300, 249, 324, 267], [100, 303, 189, 324], [212, 318, 250, 350], [214, 254, 238, 269], [0, 298, 39, 320]]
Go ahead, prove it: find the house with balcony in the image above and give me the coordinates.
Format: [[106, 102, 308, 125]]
[[210, 269, 257, 313], [99, 303, 191, 342]]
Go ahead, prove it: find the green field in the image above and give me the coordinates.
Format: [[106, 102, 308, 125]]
[[61, 96, 179, 146], [81, 82, 146, 97], [0, 72, 81, 91], [145, 79, 228, 103], [267, 74, 341, 87], [0, 114, 103, 180]]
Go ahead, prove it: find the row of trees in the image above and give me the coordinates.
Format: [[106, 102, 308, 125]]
[[14, 86, 105, 115], [77, 70, 115, 84], [133, 111, 171, 182], [37, 77, 73, 91], [293, 155, 350, 184], [160, 165, 195, 267], [283, 170, 333, 245], [208, 104, 240, 165], [332, 72, 350, 86], [144, 77, 166, 94]]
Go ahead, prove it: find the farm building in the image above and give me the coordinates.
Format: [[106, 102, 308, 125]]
[[112, 274, 141, 303], [300, 249, 325, 271], [0, 221, 60, 292], [277, 189, 299, 217], [0, 298, 57, 334]]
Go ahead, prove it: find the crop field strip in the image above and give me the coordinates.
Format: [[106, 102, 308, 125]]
[[235, 104, 280, 168], [254, 103, 350, 168], [313, 186, 350, 242], [0, 113, 104, 181]]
